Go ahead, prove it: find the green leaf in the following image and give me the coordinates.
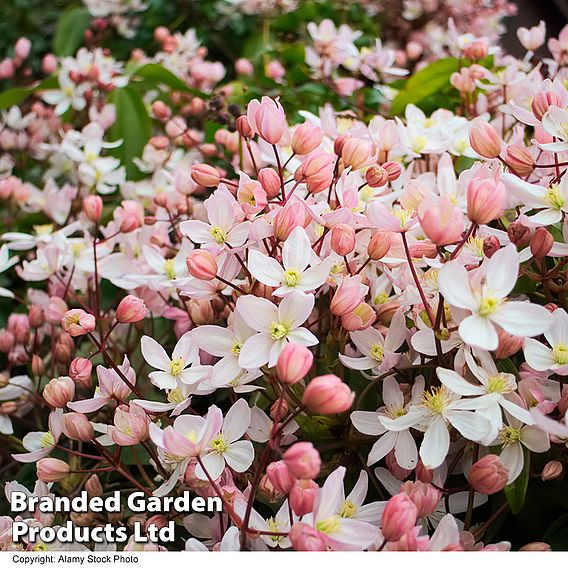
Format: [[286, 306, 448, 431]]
[[544, 512, 568, 550], [133, 63, 209, 98], [0, 75, 58, 109], [504, 447, 530, 514], [107, 87, 151, 180], [53, 6, 91, 56], [391, 57, 459, 115]]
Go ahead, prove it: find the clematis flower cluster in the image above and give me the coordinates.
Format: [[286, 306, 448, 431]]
[[0, 1, 567, 554]]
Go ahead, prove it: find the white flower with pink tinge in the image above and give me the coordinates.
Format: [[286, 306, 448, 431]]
[[438, 244, 552, 351], [248, 227, 332, 297], [236, 293, 317, 369]]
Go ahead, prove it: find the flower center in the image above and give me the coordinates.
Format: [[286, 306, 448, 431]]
[[164, 258, 176, 279], [167, 388, 185, 404], [373, 292, 389, 305], [487, 373, 515, 394], [270, 322, 288, 340], [339, 499, 357, 518], [316, 516, 341, 534], [40, 432, 55, 448], [500, 426, 522, 445], [231, 341, 242, 355], [169, 357, 185, 377], [553, 343, 568, 365], [185, 430, 198, 443], [479, 295, 501, 317], [267, 517, 284, 542], [421, 386, 453, 414], [412, 135, 427, 153], [283, 268, 301, 287], [211, 436, 228, 454], [210, 226, 227, 245], [385, 404, 407, 419], [393, 207, 414, 229], [370, 344, 384, 362], [545, 184, 565, 210]]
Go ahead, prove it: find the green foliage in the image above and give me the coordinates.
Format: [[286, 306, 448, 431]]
[[504, 448, 530, 514], [53, 6, 92, 56], [107, 86, 152, 180], [0, 75, 58, 109]]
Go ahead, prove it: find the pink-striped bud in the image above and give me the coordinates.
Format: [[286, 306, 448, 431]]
[[381, 494, 418, 542], [37, 458, 70, 483], [365, 165, 388, 188], [289, 479, 318, 516], [0, 330, 14, 353], [42, 53, 58, 75], [236, 115, 253, 138], [466, 177, 506, 224], [295, 151, 335, 194], [258, 168, 281, 199], [469, 120, 502, 158], [276, 342, 313, 385], [14, 37, 31, 61], [46, 297, 68, 325], [401, 481, 441, 518], [418, 196, 464, 246], [468, 455, 509, 495], [186, 250, 218, 280], [495, 329, 523, 359], [235, 58, 254, 76], [62, 412, 94, 442], [519, 542, 551, 552], [507, 221, 531, 247], [0, 58, 15, 79], [43, 376, 75, 408], [541, 460, 563, 481], [109, 403, 149, 446], [506, 145, 535, 176], [367, 231, 391, 260], [273, 201, 306, 241], [151, 100, 171, 121], [530, 227, 554, 258], [341, 302, 376, 331], [283, 442, 321, 480], [28, 305, 44, 328], [69, 357, 93, 387], [191, 164, 220, 187], [291, 122, 322, 155], [247, 96, 286, 145], [303, 374, 355, 414], [531, 92, 561, 121], [341, 137, 373, 169], [116, 295, 147, 324], [331, 223, 356, 256], [266, 460, 296, 494], [289, 522, 326, 551], [330, 275, 367, 316], [61, 309, 96, 337], [464, 40, 488, 60], [265, 59, 285, 82], [383, 161, 402, 182]]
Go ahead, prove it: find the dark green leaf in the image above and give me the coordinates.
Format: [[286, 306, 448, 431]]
[[133, 63, 209, 98], [0, 75, 58, 109], [544, 513, 568, 550], [504, 447, 530, 514], [53, 6, 91, 56], [107, 87, 151, 180]]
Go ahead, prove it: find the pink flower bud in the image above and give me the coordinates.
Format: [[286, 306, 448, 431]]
[[531, 227, 554, 258], [303, 374, 355, 414], [331, 223, 356, 256], [483, 235, 501, 258], [37, 458, 70, 483], [145, 515, 169, 532], [43, 376, 75, 408], [495, 329, 523, 359], [367, 231, 391, 260], [186, 250, 218, 280], [109, 403, 149, 446], [0, 58, 15, 79], [266, 460, 296, 494], [46, 297, 68, 325], [291, 122, 322, 156], [8, 314, 29, 343], [14, 37, 31, 61], [541, 460, 563, 481], [466, 177, 506, 224], [330, 275, 367, 316], [28, 305, 44, 328], [69, 357, 93, 388], [154, 26, 170, 43], [415, 460, 434, 483], [401, 481, 441, 518], [32, 355, 45, 376], [236, 115, 253, 138], [273, 201, 306, 241], [506, 145, 535, 176], [469, 120, 502, 158], [116, 295, 147, 324], [383, 161, 402, 182], [381, 494, 418, 542], [341, 137, 373, 169], [258, 167, 281, 199], [295, 151, 335, 194], [42, 54, 57, 74], [277, 342, 313, 385], [259, 474, 283, 502], [464, 40, 488, 60], [0, 330, 14, 353], [531, 91, 561, 121], [517, 21, 546, 52], [365, 165, 388, 188], [61, 309, 96, 337], [468, 455, 509, 495], [86, 474, 103, 498], [188, 298, 214, 326], [62, 412, 94, 442], [265, 59, 285, 82], [519, 542, 551, 552], [191, 164, 220, 187], [237, 176, 267, 215], [507, 221, 531, 247], [289, 522, 327, 551], [247, 96, 286, 145], [283, 442, 321, 480], [417, 196, 465, 246], [289, 479, 318, 516], [235, 58, 253, 76], [342, 302, 376, 331], [270, 398, 289, 420]]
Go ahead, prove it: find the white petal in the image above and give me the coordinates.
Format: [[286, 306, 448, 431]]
[[238, 333, 273, 369], [492, 302, 552, 337], [248, 250, 283, 287], [236, 295, 278, 332], [224, 440, 254, 472], [141, 335, 170, 371], [420, 417, 450, 468], [458, 315, 498, 350], [438, 262, 477, 310]]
